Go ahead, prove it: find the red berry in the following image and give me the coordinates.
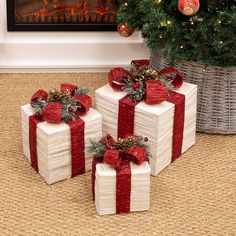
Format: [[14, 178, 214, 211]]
[[144, 137, 149, 142], [133, 82, 140, 89]]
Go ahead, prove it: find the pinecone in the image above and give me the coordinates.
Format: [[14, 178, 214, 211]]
[[113, 136, 138, 151], [132, 66, 159, 82], [47, 89, 71, 103]]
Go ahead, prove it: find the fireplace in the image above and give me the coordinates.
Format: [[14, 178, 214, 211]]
[[7, 0, 119, 31]]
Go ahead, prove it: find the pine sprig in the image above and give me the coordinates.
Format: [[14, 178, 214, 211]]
[[61, 99, 81, 122], [31, 100, 47, 115], [124, 80, 146, 102], [74, 87, 90, 96], [134, 137, 152, 158], [117, 0, 236, 67], [88, 138, 107, 157], [159, 76, 174, 91]]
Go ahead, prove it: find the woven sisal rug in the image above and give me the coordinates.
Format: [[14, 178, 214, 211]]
[[0, 73, 234, 235]]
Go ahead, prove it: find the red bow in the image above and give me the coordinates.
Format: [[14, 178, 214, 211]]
[[108, 67, 132, 91], [30, 84, 92, 123], [103, 146, 147, 169], [100, 135, 147, 169], [108, 60, 184, 104]]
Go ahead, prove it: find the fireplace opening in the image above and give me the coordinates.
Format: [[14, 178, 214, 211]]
[[7, 0, 119, 31]]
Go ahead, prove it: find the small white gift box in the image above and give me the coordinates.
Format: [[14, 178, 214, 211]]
[[93, 161, 151, 215]]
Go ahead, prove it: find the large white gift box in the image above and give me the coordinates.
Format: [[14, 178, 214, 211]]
[[93, 160, 150, 215], [21, 104, 102, 184], [95, 82, 197, 176]]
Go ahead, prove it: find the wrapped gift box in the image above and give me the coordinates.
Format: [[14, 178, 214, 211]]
[[21, 104, 102, 184], [93, 161, 150, 215], [95, 82, 197, 176]]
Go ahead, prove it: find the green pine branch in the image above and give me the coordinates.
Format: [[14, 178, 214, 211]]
[[117, 0, 236, 67], [88, 138, 107, 157], [74, 87, 90, 96]]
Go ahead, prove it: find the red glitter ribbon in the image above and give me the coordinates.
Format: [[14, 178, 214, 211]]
[[118, 96, 139, 139], [108, 67, 131, 91], [68, 119, 85, 177], [28, 84, 90, 178], [29, 114, 41, 173], [42, 102, 62, 124], [145, 80, 169, 105], [167, 92, 185, 162], [116, 160, 131, 214], [30, 90, 48, 104]]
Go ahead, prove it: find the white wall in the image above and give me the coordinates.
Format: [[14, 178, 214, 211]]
[[0, 1, 150, 72]]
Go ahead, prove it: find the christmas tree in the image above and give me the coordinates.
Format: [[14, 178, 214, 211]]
[[117, 0, 236, 67]]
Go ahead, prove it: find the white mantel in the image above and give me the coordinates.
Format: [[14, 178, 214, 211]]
[[0, 1, 150, 72]]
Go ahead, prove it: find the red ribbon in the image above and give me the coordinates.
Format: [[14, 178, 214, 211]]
[[109, 60, 186, 163], [118, 96, 139, 139], [29, 114, 41, 173], [104, 149, 121, 169], [116, 160, 131, 214], [92, 135, 147, 214], [28, 84, 90, 179], [100, 134, 115, 148], [30, 90, 48, 104], [145, 80, 169, 104], [60, 83, 78, 96], [68, 119, 85, 177], [158, 67, 184, 89], [73, 94, 92, 116], [108, 67, 132, 91], [167, 92, 185, 162], [42, 102, 62, 124]]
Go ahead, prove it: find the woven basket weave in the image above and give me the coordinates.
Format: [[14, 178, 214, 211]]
[[150, 49, 236, 134]]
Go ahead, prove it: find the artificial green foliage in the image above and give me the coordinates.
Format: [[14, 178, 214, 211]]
[[88, 136, 151, 158], [74, 87, 90, 96], [31, 87, 89, 123], [88, 138, 108, 157], [117, 0, 236, 67], [31, 100, 47, 116], [124, 65, 174, 102]]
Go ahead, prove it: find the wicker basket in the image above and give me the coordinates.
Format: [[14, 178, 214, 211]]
[[150, 49, 236, 134]]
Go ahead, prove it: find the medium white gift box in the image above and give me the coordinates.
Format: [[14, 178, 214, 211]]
[[93, 160, 151, 215], [95, 82, 197, 176], [21, 104, 102, 184]]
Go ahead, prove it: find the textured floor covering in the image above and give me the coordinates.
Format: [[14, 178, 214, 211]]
[[0, 73, 235, 236]]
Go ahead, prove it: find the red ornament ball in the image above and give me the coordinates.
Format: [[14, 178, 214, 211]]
[[178, 0, 200, 16], [117, 23, 134, 37]]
